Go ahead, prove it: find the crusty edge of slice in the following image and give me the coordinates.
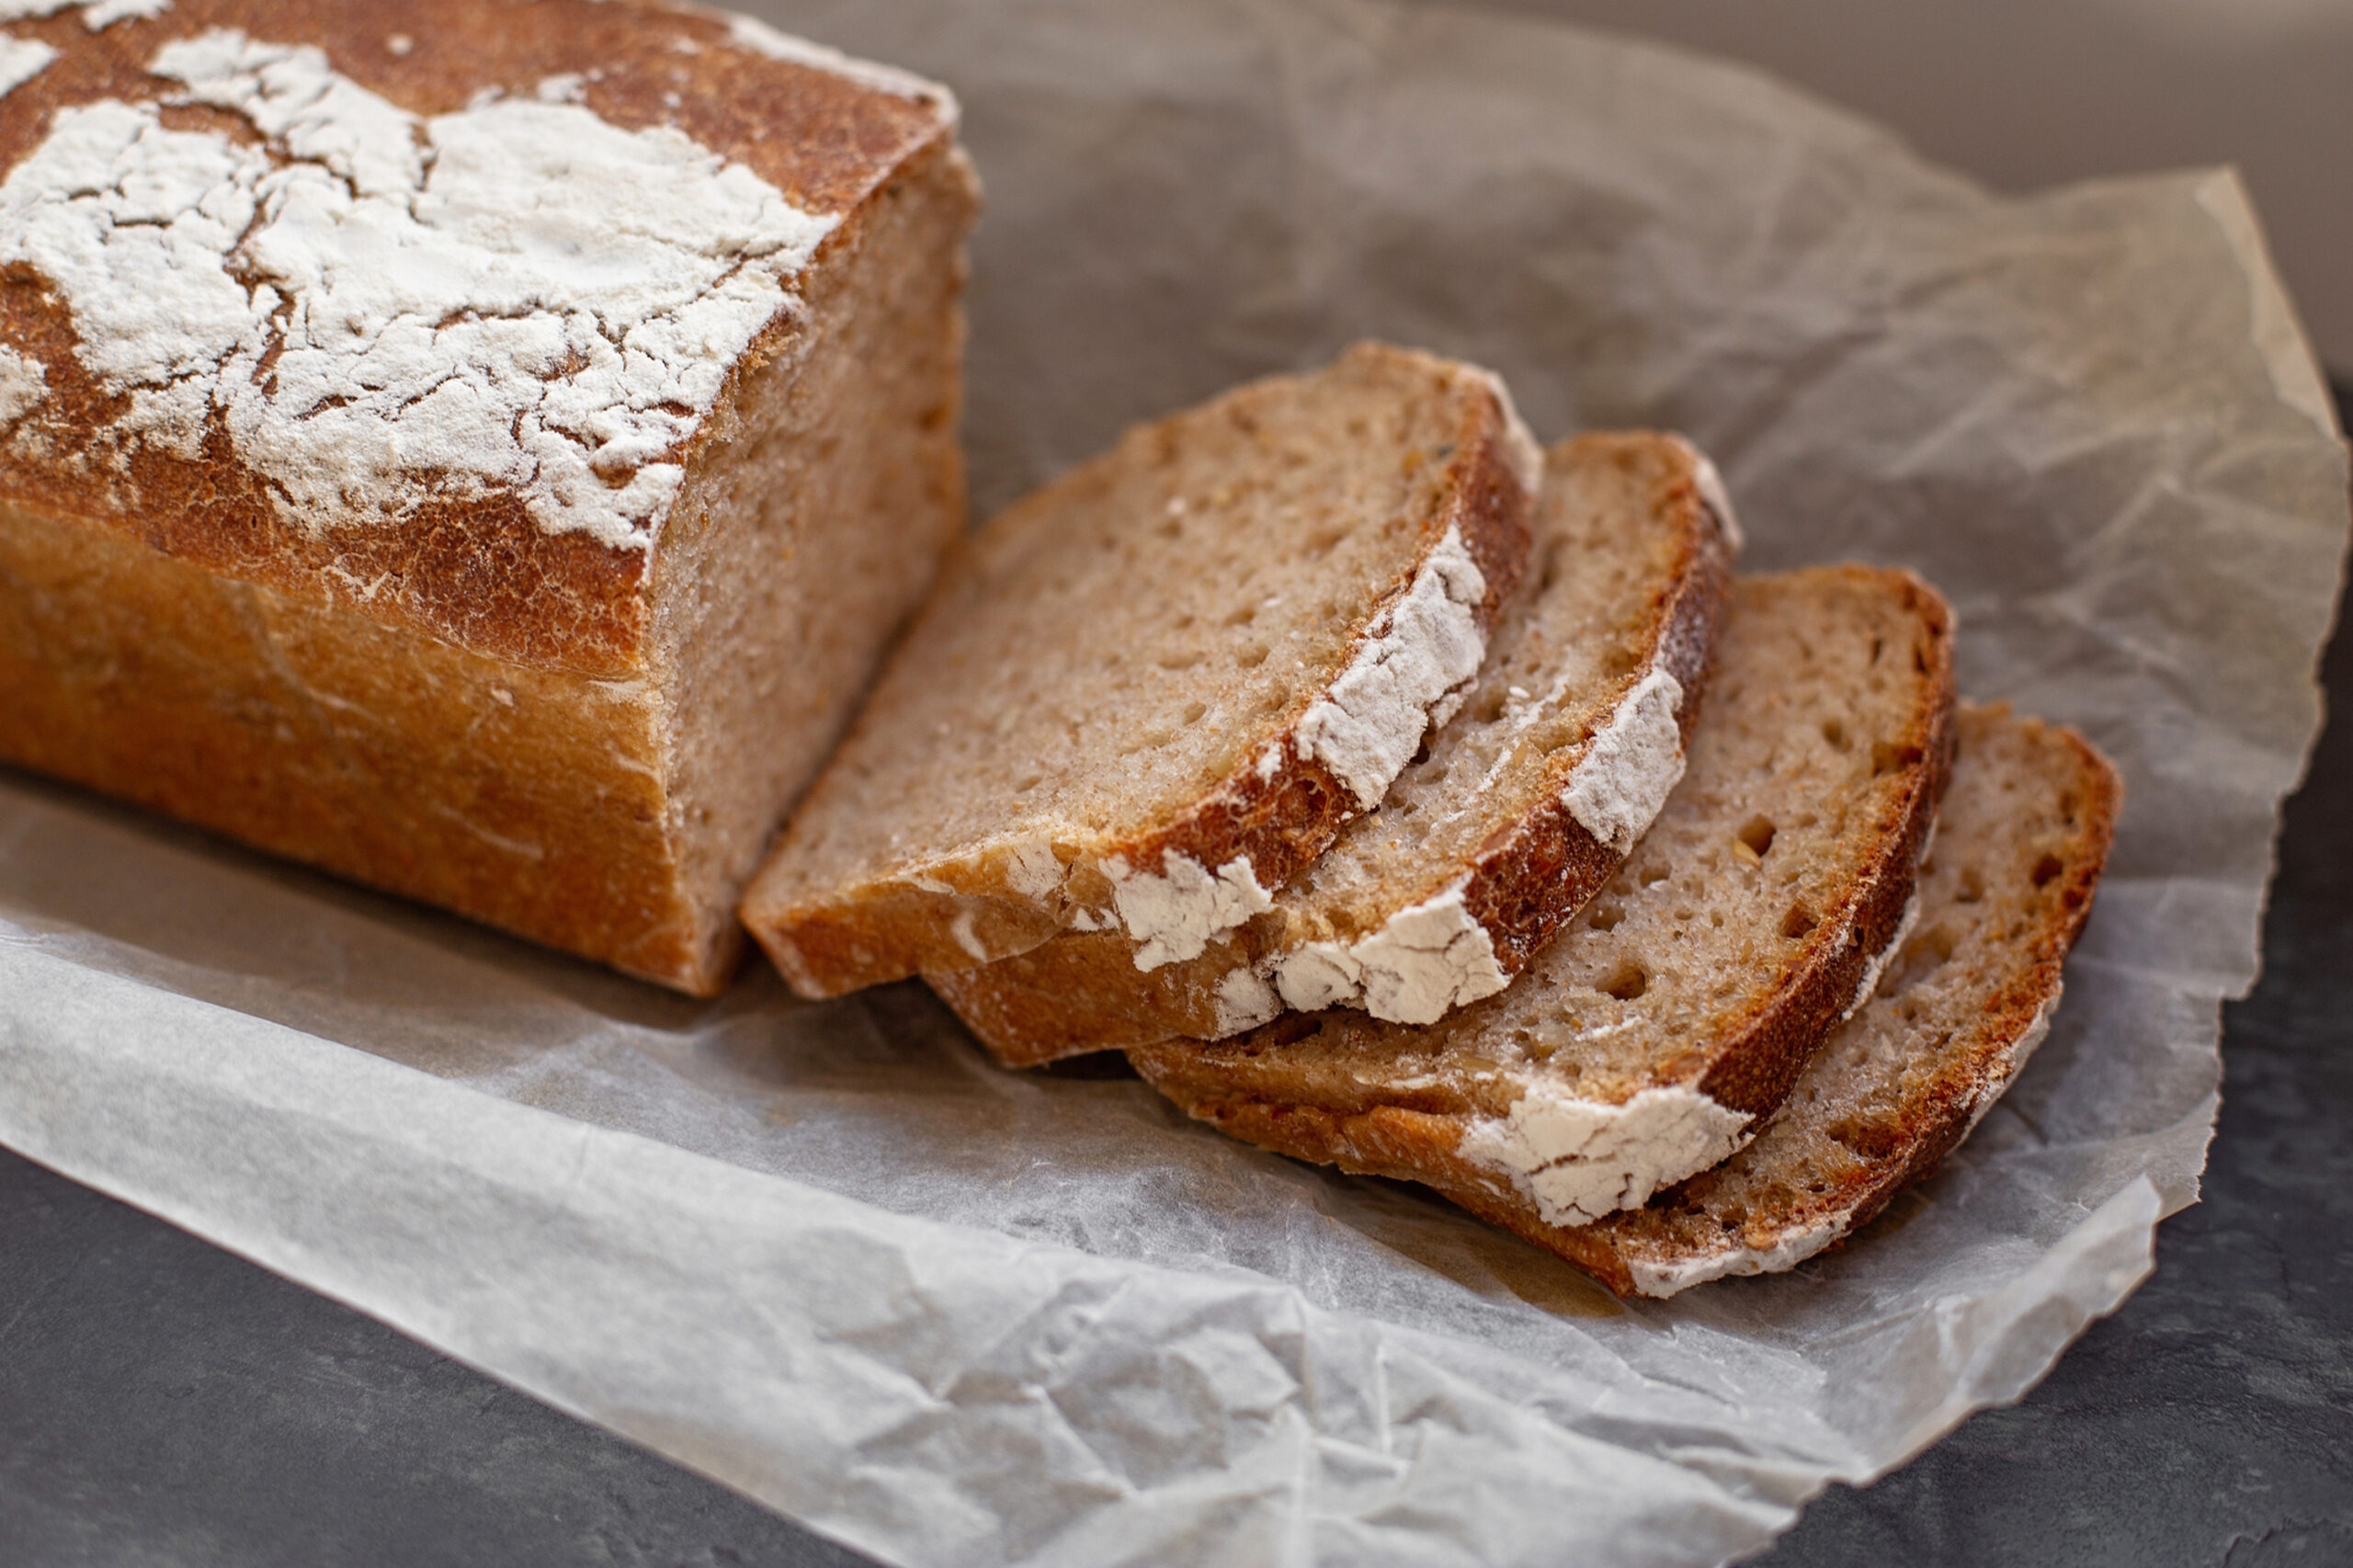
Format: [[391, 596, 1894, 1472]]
[[742, 347, 1539, 999], [1695, 576, 1955, 1121], [1407, 432, 1740, 988], [1129, 566, 1959, 1226], [931, 430, 1739, 1066], [1588, 710, 2123, 1298]]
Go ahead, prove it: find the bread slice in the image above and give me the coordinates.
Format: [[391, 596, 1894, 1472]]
[[1130, 566, 1956, 1226], [1549, 705, 2120, 1296], [929, 431, 1740, 1064], [0, 0, 975, 994], [742, 344, 1540, 999]]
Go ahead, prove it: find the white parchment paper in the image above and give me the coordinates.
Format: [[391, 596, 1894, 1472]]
[[2, 2, 2347, 1563]]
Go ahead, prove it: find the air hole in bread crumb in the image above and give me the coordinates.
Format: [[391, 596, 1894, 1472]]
[[1871, 740, 1921, 777], [1781, 904, 1819, 940], [1586, 902, 1625, 933], [1956, 866, 1985, 903], [1822, 717, 1848, 749], [1267, 1014, 1324, 1047], [1182, 699, 1208, 725], [1235, 641, 1270, 669], [1828, 1117, 1904, 1160], [1892, 922, 1958, 989], [2031, 852, 2064, 888], [1537, 540, 1569, 593], [1222, 604, 1258, 628], [1639, 863, 1671, 887], [1013, 773, 1043, 794], [1737, 815, 1777, 858], [1598, 962, 1648, 1001]]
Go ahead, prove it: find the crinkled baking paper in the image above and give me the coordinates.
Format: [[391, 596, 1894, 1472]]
[[2, 1, 2346, 1564]]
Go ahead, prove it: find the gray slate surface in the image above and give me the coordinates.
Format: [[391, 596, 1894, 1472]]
[[1, 409, 2347, 1568]]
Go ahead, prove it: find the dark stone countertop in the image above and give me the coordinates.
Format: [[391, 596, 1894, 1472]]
[[3, 396, 2347, 1567]]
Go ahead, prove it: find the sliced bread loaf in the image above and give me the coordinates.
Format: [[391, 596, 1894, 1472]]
[[1129, 566, 1956, 1226], [929, 431, 1740, 1064], [1554, 705, 2120, 1295], [742, 344, 1539, 998]]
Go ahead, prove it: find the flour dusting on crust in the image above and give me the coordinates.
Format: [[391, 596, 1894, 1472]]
[[1561, 667, 1685, 855], [1626, 1213, 1849, 1298], [1295, 524, 1488, 810], [725, 15, 958, 118], [0, 35, 56, 97], [1268, 881, 1508, 1028], [0, 346, 43, 424], [0, 28, 846, 549], [1458, 1083, 1751, 1228], [1108, 850, 1274, 971], [81, 0, 169, 27]]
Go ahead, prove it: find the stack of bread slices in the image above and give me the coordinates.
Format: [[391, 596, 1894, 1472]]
[[743, 341, 2121, 1300]]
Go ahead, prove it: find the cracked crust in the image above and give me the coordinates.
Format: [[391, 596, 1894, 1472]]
[[0, 0, 959, 673], [742, 344, 1537, 999], [930, 431, 1740, 1065], [1131, 566, 1958, 1225], [0, 1, 976, 992]]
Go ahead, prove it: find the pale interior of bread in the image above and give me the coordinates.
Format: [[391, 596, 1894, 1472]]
[[1594, 707, 2106, 1282], [764, 347, 1495, 900], [649, 145, 974, 981], [1287, 434, 1699, 941], [1211, 568, 1946, 1119]]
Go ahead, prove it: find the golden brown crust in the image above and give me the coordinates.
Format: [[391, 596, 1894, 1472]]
[[931, 430, 1738, 1067], [0, 0, 955, 674], [744, 349, 1536, 1000], [0, 493, 702, 983], [928, 927, 1221, 1062]]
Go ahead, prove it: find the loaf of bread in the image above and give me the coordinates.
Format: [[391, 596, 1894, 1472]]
[[0, 0, 976, 994], [741, 344, 1539, 1000], [1558, 705, 2120, 1296], [1130, 566, 1956, 1227], [927, 430, 1738, 1063]]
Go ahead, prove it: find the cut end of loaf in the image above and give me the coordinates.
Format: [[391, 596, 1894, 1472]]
[[745, 342, 1536, 998]]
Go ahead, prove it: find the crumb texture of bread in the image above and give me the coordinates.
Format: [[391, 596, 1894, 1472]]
[[928, 429, 1739, 1064], [1131, 565, 1956, 1226], [744, 343, 1539, 999], [0, 0, 975, 992], [1572, 704, 2121, 1297]]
